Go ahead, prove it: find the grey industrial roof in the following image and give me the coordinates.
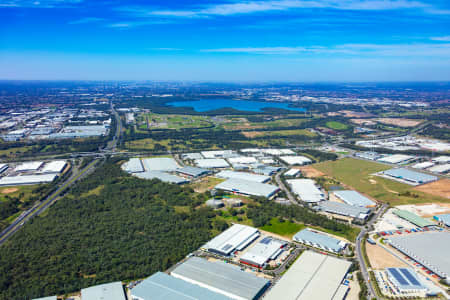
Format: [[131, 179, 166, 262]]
[[318, 201, 371, 219], [435, 214, 450, 226], [81, 281, 126, 300], [203, 224, 260, 256], [134, 171, 189, 184], [176, 166, 210, 177], [286, 179, 324, 203], [333, 190, 376, 207], [252, 166, 281, 176], [386, 268, 426, 290], [182, 153, 204, 160], [32, 296, 57, 300], [388, 232, 450, 278], [264, 250, 351, 300], [216, 170, 270, 183], [142, 157, 179, 171], [171, 257, 270, 300], [382, 168, 437, 184], [122, 158, 144, 173], [293, 228, 346, 253], [0, 174, 57, 186], [195, 158, 229, 169], [215, 178, 279, 198], [131, 272, 232, 300]]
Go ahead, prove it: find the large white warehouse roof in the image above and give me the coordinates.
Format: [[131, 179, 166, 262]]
[[196, 158, 229, 169], [41, 161, 67, 174], [0, 174, 57, 186], [203, 224, 260, 256], [264, 250, 351, 300], [216, 170, 270, 183], [14, 161, 44, 172], [142, 157, 179, 171], [279, 156, 312, 165], [287, 179, 324, 203], [215, 178, 279, 198]]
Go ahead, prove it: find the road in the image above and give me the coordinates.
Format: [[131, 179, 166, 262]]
[[355, 203, 388, 300], [0, 159, 99, 246], [274, 171, 298, 205]]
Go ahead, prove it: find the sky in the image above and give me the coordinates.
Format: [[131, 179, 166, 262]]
[[1, 0, 450, 81]]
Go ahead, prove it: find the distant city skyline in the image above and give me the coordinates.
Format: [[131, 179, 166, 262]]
[[1, 0, 450, 81]]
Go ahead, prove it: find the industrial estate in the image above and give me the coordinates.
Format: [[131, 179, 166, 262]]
[[0, 82, 449, 300]]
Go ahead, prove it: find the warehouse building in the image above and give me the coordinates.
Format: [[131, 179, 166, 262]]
[[0, 163, 8, 174], [122, 158, 144, 173], [0, 174, 58, 186], [14, 161, 44, 172], [171, 257, 270, 300], [286, 179, 324, 203], [134, 171, 189, 184], [284, 168, 300, 177], [262, 149, 295, 156], [331, 190, 376, 208], [81, 281, 126, 300], [131, 272, 232, 300], [227, 156, 258, 165], [201, 150, 237, 159], [206, 199, 225, 209], [432, 156, 450, 164], [388, 232, 450, 279], [317, 201, 371, 223], [378, 154, 415, 164], [355, 151, 382, 161], [428, 163, 450, 174], [279, 155, 312, 166], [264, 250, 352, 300], [215, 179, 279, 198], [252, 166, 281, 176], [293, 228, 347, 253], [41, 160, 67, 174], [386, 268, 427, 295], [203, 224, 260, 256], [196, 158, 230, 169], [216, 170, 270, 183], [434, 214, 450, 227], [380, 168, 438, 185], [142, 157, 179, 171], [411, 161, 434, 170], [240, 237, 286, 268], [176, 166, 210, 178], [393, 209, 434, 227], [32, 296, 57, 300]]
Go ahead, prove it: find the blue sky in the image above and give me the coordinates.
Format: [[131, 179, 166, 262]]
[[1, 0, 450, 81]]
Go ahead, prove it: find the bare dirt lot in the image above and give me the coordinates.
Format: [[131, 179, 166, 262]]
[[350, 118, 376, 126], [413, 179, 450, 199], [1, 188, 18, 194], [241, 131, 263, 138], [376, 118, 423, 127], [299, 166, 325, 178], [366, 242, 408, 269]]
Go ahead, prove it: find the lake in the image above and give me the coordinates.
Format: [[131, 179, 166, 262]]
[[167, 99, 306, 112]]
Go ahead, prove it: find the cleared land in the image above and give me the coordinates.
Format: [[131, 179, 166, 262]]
[[376, 118, 423, 127], [190, 176, 225, 193], [138, 113, 212, 130], [241, 129, 316, 138], [413, 179, 450, 199], [366, 242, 408, 269], [221, 117, 307, 131], [1, 188, 18, 194], [314, 158, 449, 205], [298, 165, 325, 178]]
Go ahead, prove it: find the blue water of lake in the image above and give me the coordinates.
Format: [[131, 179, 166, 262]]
[[167, 99, 306, 112]]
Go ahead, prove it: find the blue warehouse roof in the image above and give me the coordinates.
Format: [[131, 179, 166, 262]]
[[386, 268, 425, 290], [434, 214, 450, 227], [333, 190, 375, 207], [293, 228, 346, 253], [383, 168, 437, 184], [131, 272, 232, 300]]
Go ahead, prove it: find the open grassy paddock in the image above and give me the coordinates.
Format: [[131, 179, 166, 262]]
[[314, 158, 449, 205], [325, 121, 348, 130], [138, 113, 212, 130]]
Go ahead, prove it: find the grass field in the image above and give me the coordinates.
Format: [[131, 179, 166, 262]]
[[190, 177, 225, 193], [325, 121, 348, 130], [314, 158, 449, 205], [241, 129, 316, 138], [0, 185, 39, 203], [220, 117, 307, 131], [260, 218, 305, 238], [138, 113, 212, 130]]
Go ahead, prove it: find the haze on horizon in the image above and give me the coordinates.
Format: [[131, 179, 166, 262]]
[[1, 0, 450, 82]]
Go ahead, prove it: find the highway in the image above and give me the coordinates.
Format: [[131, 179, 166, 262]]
[[0, 159, 99, 246], [355, 203, 388, 300], [0, 100, 122, 247]]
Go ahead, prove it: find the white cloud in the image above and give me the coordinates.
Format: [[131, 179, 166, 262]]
[[118, 0, 435, 19], [430, 36, 450, 41], [201, 43, 450, 57], [0, 0, 83, 8], [68, 17, 104, 24]]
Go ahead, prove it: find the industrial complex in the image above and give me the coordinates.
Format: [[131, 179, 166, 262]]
[[293, 228, 347, 254], [286, 179, 325, 203]]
